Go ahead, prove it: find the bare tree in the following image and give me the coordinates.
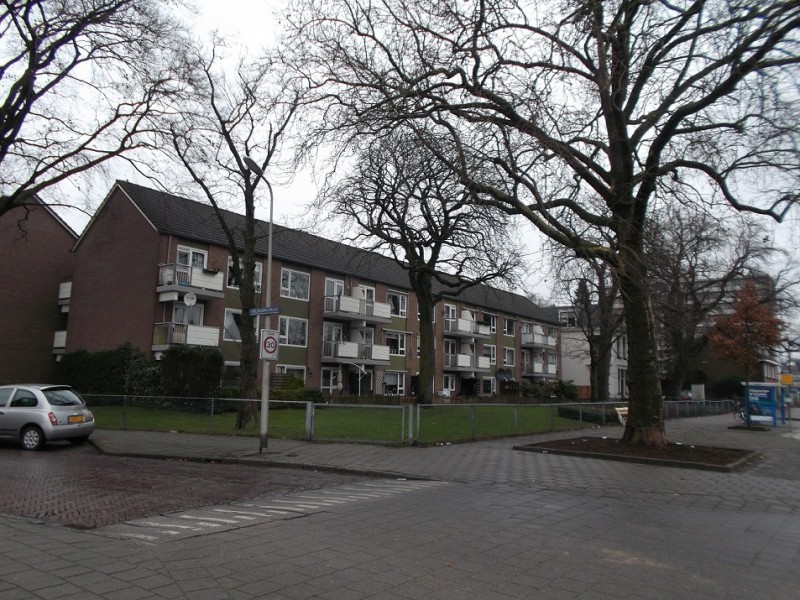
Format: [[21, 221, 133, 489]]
[[646, 208, 780, 397], [284, 0, 800, 445], [0, 0, 187, 220], [555, 257, 624, 403], [160, 40, 301, 425], [327, 129, 522, 404]]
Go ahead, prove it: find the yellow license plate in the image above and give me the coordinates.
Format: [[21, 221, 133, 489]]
[[67, 415, 84, 424]]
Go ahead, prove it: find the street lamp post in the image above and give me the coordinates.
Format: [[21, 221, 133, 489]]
[[244, 155, 273, 452]]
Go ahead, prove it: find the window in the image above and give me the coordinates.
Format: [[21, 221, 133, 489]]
[[484, 314, 497, 333], [325, 278, 344, 297], [559, 311, 577, 327], [279, 316, 308, 346], [616, 336, 628, 360], [618, 369, 628, 397], [444, 304, 456, 320], [482, 377, 496, 395], [444, 304, 456, 332], [277, 365, 306, 384], [504, 347, 515, 366], [224, 309, 244, 342], [321, 368, 339, 393], [174, 302, 203, 325], [227, 257, 263, 292], [386, 331, 406, 356], [522, 322, 533, 334], [387, 291, 407, 317], [177, 245, 207, 268], [281, 268, 310, 300], [359, 285, 376, 302], [483, 344, 497, 365], [504, 318, 515, 336], [443, 374, 456, 393], [385, 371, 405, 395]]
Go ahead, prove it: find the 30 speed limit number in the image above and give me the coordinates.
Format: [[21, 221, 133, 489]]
[[260, 329, 279, 361]]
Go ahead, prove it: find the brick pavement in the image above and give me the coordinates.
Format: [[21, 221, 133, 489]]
[[0, 414, 798, 599]]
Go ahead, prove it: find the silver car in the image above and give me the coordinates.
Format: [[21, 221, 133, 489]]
[[0, 384, 95, 450]]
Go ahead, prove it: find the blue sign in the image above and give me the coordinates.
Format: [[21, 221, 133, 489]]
[[746, 384, 777, 426], [248, 306, 281, 316]]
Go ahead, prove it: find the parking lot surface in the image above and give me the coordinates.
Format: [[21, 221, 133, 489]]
[[0, 442, 367, 528]]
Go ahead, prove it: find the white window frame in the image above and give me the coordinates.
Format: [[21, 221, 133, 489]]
[[173, 301, 204, 326], [276, 365, 306, 383], [560, 311, 577, 327], [484, 344, 497, 365], [482, 377, 496, 395], [325, 277, 344, 297], [504, 318, 515, 336], [223, 309, 243, 342], [387, 290, 408, 317], [443, 374, 456, 393], [485, 313, 497, 333], [504, 347, 515, 366], [280, 268, 310, 301], [321, 367, 339, 393], [279, 316, 308, 347], [386, 331, 406, 356], [227, 257, 263, 292], [177, 245, 207, 269], [384, 371, 406, 395]]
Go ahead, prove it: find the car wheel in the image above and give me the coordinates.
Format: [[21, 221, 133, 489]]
[[68, 436, 89, 445], [21, 426, 45, 451]]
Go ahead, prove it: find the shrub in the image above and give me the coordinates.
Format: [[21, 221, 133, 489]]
[[160, 346, 224, 399], [57, 343, 157, 395]]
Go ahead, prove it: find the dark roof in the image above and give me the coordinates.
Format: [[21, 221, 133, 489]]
[[116, 180, 557, 324]]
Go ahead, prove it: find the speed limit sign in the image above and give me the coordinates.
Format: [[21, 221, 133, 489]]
[[260, 329, 279, 361]]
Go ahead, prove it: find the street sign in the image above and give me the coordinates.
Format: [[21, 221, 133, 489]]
[[260, 329, 279, 361], [249, 306, 281, 316]]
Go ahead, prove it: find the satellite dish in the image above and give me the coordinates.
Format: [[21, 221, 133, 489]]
[[184, 292, 197, 307]]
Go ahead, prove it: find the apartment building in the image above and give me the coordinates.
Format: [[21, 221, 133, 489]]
[[0, 197, 77, 384], [58, 181, 560, 397], [556, 307, 629, 400]]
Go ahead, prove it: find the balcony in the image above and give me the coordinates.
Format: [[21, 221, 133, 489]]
[[444, 318, 491, 339], [57, 281, 71, 313], [152, 322, 220, 351], [443, 353, 491, 373], [324, 295, 392, 324], [322, 341, 391, 364], [521, 361, 558, 379], [53, 330, 67, 354], [157, 264, 225, 300], [521, 331, 558, 349]]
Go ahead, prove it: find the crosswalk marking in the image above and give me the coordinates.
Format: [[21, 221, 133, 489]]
[[95, 479, 447, 545]]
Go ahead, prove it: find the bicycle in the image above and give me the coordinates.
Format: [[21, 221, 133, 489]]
[[733, 401, 747, 425]]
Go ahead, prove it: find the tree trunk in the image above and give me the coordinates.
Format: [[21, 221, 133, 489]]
[[618, 246, 667, 446], [591, 337, 612, 404], [412, 271, 435, 405]]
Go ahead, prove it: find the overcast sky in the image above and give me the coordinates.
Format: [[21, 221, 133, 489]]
[[57, 0, 799, 304]]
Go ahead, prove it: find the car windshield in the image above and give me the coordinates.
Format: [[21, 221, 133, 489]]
[[43, 388, 85, 407]]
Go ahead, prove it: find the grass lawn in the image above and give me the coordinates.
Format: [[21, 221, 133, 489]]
[[88, 403, 586, 444]]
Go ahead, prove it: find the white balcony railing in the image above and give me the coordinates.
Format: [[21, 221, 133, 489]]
[[443, 354, 491, 371], [444, 318, 491, 338], [158, 263, 224, 293], [53, 330, 67, 352], [152, 322, 219, 348], [322, 341, 391, 362], [522, 332, 558, 347], [323, 295, 392, 322]]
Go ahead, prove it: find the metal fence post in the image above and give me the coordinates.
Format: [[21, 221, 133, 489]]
[[209, 397, 215, 434], [122, 394, 127, 430], [305, 402, 314, 441]]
